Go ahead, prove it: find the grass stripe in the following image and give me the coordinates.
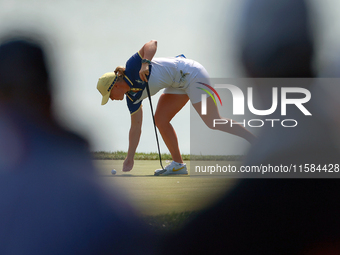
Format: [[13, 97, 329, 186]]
[[92, 151, 244, 161]]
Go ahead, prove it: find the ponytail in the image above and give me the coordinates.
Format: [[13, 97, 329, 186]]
[[114, 66, 125, 79]]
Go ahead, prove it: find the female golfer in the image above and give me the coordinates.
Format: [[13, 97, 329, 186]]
[[97, 40, 255, 175]]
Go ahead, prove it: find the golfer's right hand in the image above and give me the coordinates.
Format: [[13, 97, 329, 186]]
[[123, 157, 134, 172], [139, 63, 149, 82]]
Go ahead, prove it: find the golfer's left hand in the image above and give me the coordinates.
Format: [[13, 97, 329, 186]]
[[139, 63, 149, 82]]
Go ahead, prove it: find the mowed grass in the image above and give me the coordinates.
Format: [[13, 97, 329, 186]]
[[95, 160, 238, 208], [93, 160, 240, 232]]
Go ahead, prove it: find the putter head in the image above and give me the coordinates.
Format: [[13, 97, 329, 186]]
[[154, 169, 167, 176]]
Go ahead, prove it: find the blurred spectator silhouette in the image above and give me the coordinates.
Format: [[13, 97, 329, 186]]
[[160, 0, 340, 254], [0, 33, 154, 254]]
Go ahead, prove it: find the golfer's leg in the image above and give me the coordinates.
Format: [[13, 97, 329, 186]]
[[192, 97, 256, 144], [155, 93, 189, 163]]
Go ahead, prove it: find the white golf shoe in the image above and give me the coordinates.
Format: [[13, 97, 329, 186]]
[[154, 161, 188, 176]]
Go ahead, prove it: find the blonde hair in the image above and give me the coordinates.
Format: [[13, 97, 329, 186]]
[[114, 66, 125, 81]]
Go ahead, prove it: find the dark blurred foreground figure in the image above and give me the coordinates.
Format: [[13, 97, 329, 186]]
[[0, 35, 155, 254], [160, 0, 340, 254]]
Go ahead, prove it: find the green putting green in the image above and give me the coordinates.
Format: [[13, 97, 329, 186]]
[[93, 160, 240, 215]]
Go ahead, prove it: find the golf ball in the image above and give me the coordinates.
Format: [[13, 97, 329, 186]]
[[111, 169, 117, 175]]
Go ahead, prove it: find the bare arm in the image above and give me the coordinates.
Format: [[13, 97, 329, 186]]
[[123, 107, 143, 172], [139, 40, 157, 82], [139, 40, 157, 61]]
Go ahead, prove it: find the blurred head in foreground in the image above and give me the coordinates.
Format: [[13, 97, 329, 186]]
[[238, 0, 340, 167], [239, 0, 314, 78], [0, 33, 155, 254], [159, 0, 340, 254], [0, 34, 53, 120], [0, 33, 89, 171]]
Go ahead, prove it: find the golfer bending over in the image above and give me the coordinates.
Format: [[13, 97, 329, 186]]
[[97, 40, 255, 175]]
